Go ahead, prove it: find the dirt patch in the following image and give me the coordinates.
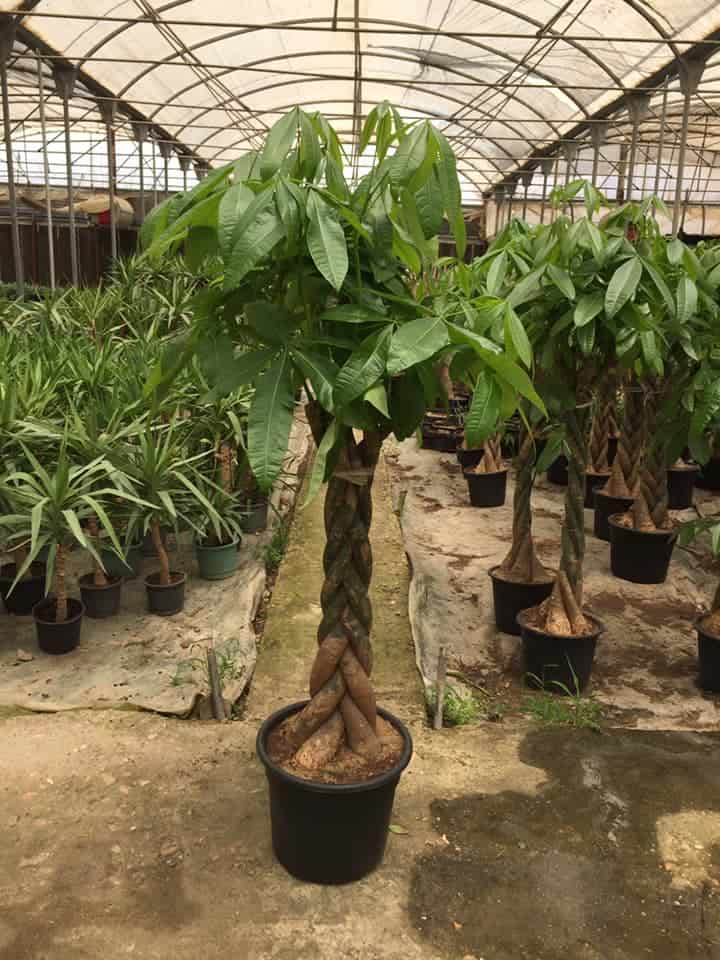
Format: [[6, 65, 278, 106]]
[[635, 596, 700, 629]]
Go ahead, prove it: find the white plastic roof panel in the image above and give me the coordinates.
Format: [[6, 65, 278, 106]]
[[2, 2, 720, 204]]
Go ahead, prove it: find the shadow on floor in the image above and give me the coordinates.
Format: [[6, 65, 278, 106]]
[[409, 727, 720, 959]]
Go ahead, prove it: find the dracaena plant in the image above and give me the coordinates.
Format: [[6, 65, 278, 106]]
[[142, 104, 544, 771]]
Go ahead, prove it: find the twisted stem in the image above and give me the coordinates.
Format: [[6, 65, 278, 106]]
[[289, 414, 383, 769], [632, 382, 670, 531], [497, 427, 551, 583], [602, 379, 644, 498]]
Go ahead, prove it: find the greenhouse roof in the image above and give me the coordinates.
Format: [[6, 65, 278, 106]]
[[3, 2, 720, 204]]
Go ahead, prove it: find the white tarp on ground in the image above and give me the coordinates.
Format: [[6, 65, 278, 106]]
[[2, 3, 720, 205], [0, 411, 312, 717]]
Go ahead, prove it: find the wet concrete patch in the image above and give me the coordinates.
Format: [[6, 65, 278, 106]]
[[409, 728, 720, 959]]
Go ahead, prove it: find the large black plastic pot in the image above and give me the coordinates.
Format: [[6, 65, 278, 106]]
[[696, 616, 720, 693], [421, 427, 461, 453], [79, 574, 122, 619], [257, 701, 413, 884], [585, 471, 609, 509], [456, 447, 484, 471], [145, 571, 186, 616], [696, 457, 720, 491], [489, 566, 555, 636], [608, 515, 677, 584], [517, 610, 604, 693], [33, 597, 84, 655], [667, 464, 699, 510], [547, 455, 568, 486], [0, 562, 46, 615], [593, 490, 634, 542], [464, 469, 507, 507]]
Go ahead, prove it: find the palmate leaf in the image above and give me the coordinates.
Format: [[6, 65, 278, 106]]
[[334, 326, 393, 408], [605, 257, 641, 319], [306, 191, 349, 291], [291, 348, 339, 411], [387, 316, 448, 375], [247, 350, 296, 491], [465, 371, 501, 446], [224, 208, 286, 291], [260, 108, 299, 180]]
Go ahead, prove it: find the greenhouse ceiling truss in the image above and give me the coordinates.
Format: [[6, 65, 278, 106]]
[[2, 2, 720, 294]]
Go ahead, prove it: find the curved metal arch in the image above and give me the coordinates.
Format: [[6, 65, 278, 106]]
[[164, 52, 566, 151], [198, 96, 505, 192], [103, 17, 596, 119]]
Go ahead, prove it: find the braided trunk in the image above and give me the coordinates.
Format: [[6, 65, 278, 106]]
[[631, 383, 670, 532], [536, 407, 590, 636], [588, 373, 615, 474], [475, 432, 503, 473], [602, 380, 644, 498], [288, 415, 384, 769], [152, 520, 171, 586], [496, 427, 551, 583]]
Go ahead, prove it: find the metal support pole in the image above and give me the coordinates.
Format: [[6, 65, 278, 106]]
[[158, 140, 172, 199], [494, 186, 504, 234], [519, 168, 533, 221], [539, 156, 554, 225], [653, 79, 670, 199], [0, 21, 23, 296], [53, 64, 78, 285], [590, 123, 608, 188], [625, 94, 651, 203], [194, 160, 209, 181], [36, 56, 55, 290], [99, 99, 117, 261], [673, 57, 706, 237], [131, 120, 150, 224], [505, 180, 516, 224], [562, 142, 579, 221], [178, 154, 191, 193], [151, 139, 158, 206]]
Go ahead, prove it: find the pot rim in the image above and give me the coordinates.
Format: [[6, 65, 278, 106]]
[[516, 608, 606, 642], [608, 514, 678, 540], [144, 571, 187, 590], [463, 467, 508, 479], [488, 564, 555, 586], [593, 490, 634, 504], [32, 596, 85, 626], [694, 611, 720, 638], [78, 572, 123, 591], [195, 538, 241, 552], [256, 700, 413, 796]]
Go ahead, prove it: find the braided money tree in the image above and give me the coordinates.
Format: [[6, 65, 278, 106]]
[[603, 210, 717, 535], [143, 105, 543, 773]]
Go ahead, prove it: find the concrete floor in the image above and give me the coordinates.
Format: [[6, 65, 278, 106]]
[[1, 454, 719, 960]]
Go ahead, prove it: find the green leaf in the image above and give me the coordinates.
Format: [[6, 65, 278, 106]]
[[298, 109, 322, 180], [291, 348, 339, 411], [481, 352, 546, 416], [667, 237, 684, 265], [224, 208, 285, 290], [431, 128, 465, 258], [218, 182, 255, 257], [388, 824, 409, 836], [306, 191, 349, 291], [577, 320, 595, 355], [364, 383, 390, 418], [415, 168, 444, 239], [547, 263, 575, 300], [465, 371, 501, 446], [391, 225, 422, 275], [503, 304, 532, 368], [304, 419, 340, 505], [390, 123, 429, 189], [358, 107, 378, 156], [245, 301, 295, 344], [389, 370, 426, 440], [247, 350, 295, 491], [641, 258, 676, 317], [335, 326, 393, 408], [487, 251, 508, 296], [639, 330, 661, 372], [320, 304, 387, 325], [276, 177, 303, 244], [605, 257, 641, 319], [387, 316, 448, 375], [204, 346, 275, 397], [507, 266, 545, 308], [584, 220, 604, 264], [260, 108, 299, 180], [676, 276, 698, 325], [574, 292, 604, 327]]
